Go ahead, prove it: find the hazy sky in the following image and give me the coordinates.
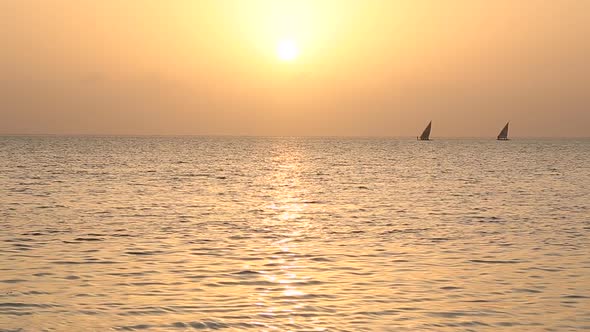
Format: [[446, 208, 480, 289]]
[[2, 0, 589, 137]]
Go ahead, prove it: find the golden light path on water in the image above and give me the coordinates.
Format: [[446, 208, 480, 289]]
[[255, 147, 312, 329]]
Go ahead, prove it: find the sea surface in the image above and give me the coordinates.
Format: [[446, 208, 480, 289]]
[[0, 137, 589, 331]]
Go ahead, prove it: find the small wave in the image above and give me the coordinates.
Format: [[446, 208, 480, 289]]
[[21, 232, 44, 236], [0, 302, 58, 308], [32, 272, 53, 277], [311, 257, 332, 262], [562, 294, 589, 299], [115, 324, 153, 331], [429, 237, 451, 242], [52, 260, 118, 265], [233, 270, 260, 275], [115, 320, 236, 331], [125, 250, 165, 256], [12, 244, 33, 250], [20, 290, 51, 295], [469, 259, 523, 264], [206, 280, 275, 287], [513, 288, 542, 293], [73, 237, 104, 242], [0, 279, 27, 284]]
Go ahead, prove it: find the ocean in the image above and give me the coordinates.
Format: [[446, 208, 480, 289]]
[[1, 136, 589, 331]]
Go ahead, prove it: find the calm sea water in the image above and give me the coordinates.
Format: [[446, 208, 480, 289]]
[[0, 137, 589, 331]]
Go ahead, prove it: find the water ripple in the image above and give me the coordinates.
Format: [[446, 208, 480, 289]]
[[1, 137, 589, 331]]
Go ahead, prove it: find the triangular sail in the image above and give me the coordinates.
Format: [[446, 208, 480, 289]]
[[497, 122, 509, 140], [419, 121, 432, 140]]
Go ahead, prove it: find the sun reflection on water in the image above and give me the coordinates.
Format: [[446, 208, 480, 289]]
[[253, 143, 317, 328]]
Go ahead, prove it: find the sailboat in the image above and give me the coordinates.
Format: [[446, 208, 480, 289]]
[[417, 121, 432, 140], [497, 122, 509, 140]]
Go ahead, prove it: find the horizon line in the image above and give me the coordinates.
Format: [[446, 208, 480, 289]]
[[1, 133, 588, 139]]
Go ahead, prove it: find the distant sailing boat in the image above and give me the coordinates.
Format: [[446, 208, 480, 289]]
[[417, 121, 432, 140], [497, 122, 509, 140]]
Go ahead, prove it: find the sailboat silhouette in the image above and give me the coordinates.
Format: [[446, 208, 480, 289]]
[[497, 122, 509, 140], [417, 121, 432, 141]]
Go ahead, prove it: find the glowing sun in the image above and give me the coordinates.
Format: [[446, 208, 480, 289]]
[[276, 39, 299, 62]]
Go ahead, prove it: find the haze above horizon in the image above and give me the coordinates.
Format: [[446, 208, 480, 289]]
[[2, 0, 589, 137]]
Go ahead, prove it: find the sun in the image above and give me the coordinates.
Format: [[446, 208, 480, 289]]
[[276, 39, 299, 62]]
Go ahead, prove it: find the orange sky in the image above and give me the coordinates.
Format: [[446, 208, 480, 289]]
[[1, 0, 589, 137]]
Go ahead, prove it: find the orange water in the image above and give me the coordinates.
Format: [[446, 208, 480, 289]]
[[1, 137, 589, 331]]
